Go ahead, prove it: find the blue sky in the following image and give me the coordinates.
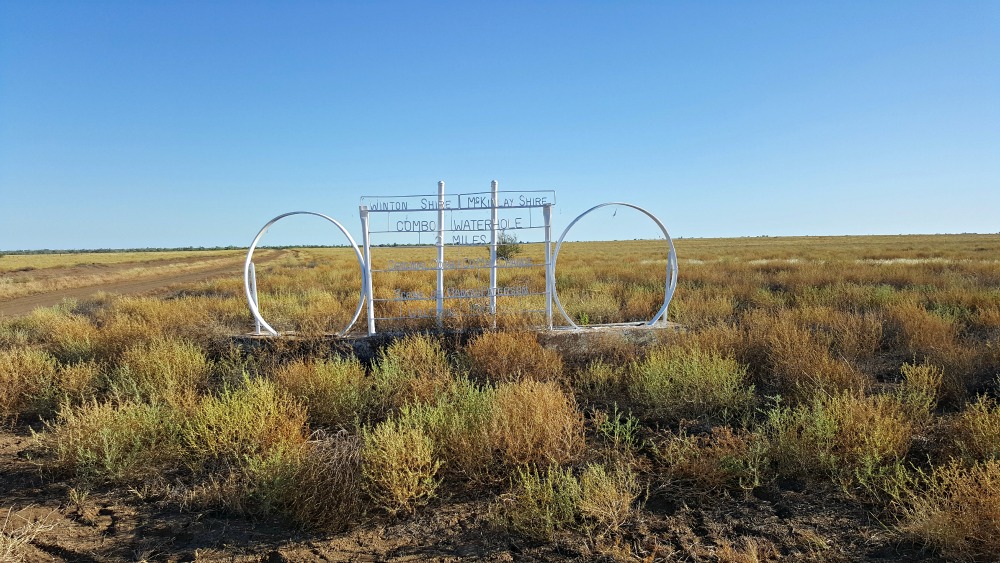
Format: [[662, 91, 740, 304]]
[[1, 1, 998, 250]]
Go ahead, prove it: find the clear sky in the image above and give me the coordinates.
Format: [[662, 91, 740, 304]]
[[1, 1, 998, 250]]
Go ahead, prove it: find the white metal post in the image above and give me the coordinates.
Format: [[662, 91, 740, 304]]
[[436, 181, 445, 328], [249, 262, 261, 335], [360, 207, 376, 336], [489, 180, 499, 318], [543, 204, 553, 330]]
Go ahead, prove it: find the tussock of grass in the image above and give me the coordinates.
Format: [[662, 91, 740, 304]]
[[281, 430, 365, 531]]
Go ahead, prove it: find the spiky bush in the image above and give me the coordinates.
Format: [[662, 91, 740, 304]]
[[183, 377, 308, 470], [0, 348, 60, 421], [40, 399, 184, 482], [899, 460, 1000, 560], [766, 392, 914, 490], [109, 338, 210, 409], [578, 463, 640, 534], [653, 426, 767, 495]]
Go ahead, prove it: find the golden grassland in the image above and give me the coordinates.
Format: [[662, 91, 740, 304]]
[[2, 233, 1000, 560], [0, 250, 258, 301], [0, 249, 244, 273]]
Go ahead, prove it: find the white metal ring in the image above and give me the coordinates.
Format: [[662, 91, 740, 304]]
[[243, 212, 367, 336], [551, 202, 677, 329]]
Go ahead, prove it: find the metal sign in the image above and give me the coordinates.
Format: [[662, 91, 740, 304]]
[[360, 181, 555, 334], [242, 181, 678, 336]]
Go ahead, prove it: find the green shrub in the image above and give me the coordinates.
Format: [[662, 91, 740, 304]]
[[594, 405, 641, 454], [630, 346, 753, 423], [39, 400, 184, 482], [500, 464, 581, 541], [273, 357, 371, 427], [897, 362, 944, 426], [361, 419, 440, 514], [372, 334, 453, 411]]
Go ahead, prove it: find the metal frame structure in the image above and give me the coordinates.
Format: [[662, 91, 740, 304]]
[[243, 211, 366, 336], [243, 189, 678, 336], [359, 182, 555, 334], [551, 202, 678, 329]]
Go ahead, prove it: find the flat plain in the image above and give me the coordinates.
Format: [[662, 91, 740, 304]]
[[1, 234, 999, 561]]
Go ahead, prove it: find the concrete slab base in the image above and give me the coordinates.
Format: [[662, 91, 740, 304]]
[[229, 321, 683, 364]]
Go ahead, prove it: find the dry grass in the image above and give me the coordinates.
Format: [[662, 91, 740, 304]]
[[464, 330, 563, 383], [899, 459, 1000, 560], [3, 234, 1000, 548], [0, 251, 245, 300], [490, 379, 585, 467], [0, 507, 57, 563]]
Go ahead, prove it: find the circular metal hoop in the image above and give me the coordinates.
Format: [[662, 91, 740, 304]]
[[551, 202, 678, 329], [244, 211, 367, 336]]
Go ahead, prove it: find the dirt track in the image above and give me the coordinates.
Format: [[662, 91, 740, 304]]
[[0, 256, 273, 317]]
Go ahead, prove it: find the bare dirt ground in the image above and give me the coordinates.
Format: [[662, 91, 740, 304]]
[[0, 254, 278, 318]]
